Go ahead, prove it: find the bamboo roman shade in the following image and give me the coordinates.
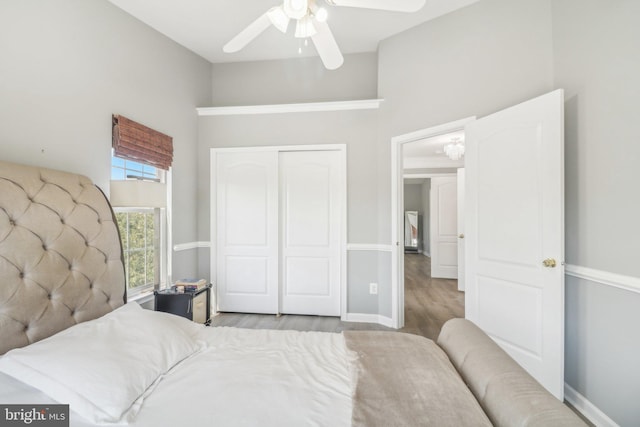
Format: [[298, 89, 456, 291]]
[[112, 115, 173, 170]]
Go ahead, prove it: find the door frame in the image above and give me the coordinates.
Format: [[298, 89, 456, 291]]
[[456, 168, 466, 291], [210, 144, 348, 317], [390, 117, 475, 329]]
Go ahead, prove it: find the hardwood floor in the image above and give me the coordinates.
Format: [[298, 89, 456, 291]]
[[401, 253, 464, 339], [210, 253, 463, 341]]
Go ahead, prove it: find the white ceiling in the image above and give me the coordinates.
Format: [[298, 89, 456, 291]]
[[107, 0, 480, 64]]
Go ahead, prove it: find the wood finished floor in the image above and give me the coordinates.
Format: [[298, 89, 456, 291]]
[[401, 253, 464, 339], [210, 255, 590, 423], [210, 253, 463, 341]]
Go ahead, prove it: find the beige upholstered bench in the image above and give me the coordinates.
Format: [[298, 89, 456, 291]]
[[438, 319, 586, 427]]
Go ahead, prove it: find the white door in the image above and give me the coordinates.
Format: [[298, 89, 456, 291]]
[[430, 177, 458, 279], [457, 168, 465, 291], [279, 151, 342, 316], [216, 151, 279, 314], [465, 89, 564, 399]]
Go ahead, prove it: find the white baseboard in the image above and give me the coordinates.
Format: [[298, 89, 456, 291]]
[[564, 383, 619, 427], [343, 313, 394, 328]]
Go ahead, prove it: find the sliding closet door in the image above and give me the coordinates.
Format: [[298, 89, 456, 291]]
[[216, 151, 278, 314], [279, 151, 342, 316]]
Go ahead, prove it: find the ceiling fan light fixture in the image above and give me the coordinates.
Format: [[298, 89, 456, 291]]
[[267, 6, 290, 33], [295, 15, 317, 38], [315, 7, 328, 23], [224, 0, 426, 70], [284, 0, 308, 19]]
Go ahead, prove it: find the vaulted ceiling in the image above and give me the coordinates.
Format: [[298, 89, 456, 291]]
[[107, 0, 480, 63]]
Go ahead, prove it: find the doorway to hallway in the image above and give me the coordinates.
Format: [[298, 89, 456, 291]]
[[391, 116, 474, 328]]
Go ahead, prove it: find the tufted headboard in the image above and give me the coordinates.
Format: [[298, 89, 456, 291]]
[[0, 160, 126, 355]]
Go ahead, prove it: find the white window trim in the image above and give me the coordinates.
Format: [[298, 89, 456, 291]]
[[111, 152, 171, 300]]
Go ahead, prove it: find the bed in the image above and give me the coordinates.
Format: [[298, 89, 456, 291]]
[[0, 160, 585, 426]]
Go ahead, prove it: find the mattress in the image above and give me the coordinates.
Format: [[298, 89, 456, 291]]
[[0, 304, 491, 427], [0, 324, 355, 427]]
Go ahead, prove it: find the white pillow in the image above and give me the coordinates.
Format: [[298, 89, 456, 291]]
[[0, 302, 204, 424]]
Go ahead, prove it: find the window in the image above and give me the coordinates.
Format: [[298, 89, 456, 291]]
[[111, 157, 160, 181], [111, 154, 168, 297], [115, 208, 159, 296], [111, 114, 173, 299]]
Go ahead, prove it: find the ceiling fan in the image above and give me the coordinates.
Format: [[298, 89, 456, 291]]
[[223, 0, 426, 70]]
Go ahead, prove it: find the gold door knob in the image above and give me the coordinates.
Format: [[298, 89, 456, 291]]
[[458, 234, 465, 239], [542, 258, 557, 268]]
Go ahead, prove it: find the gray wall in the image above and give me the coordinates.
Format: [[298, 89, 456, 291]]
[[403, 183, 423, 212], [377, 0, 554, 138], [347, 251, 391, 315], [211, 53, 378, 106], [552, 1, 640, 425], [0, 0, 212, 280], [553, 0, 640, 275], [376, 0, 555, 315]]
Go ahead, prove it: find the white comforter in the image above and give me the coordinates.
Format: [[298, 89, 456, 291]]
[[135, 327, 355, 427], [0, 304, 355, 427]]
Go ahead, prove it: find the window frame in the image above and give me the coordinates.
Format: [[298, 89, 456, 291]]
[[111, 153, 170, 299]]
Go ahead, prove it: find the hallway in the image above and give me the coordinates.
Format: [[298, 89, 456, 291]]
[[401, 253, 464, 340]]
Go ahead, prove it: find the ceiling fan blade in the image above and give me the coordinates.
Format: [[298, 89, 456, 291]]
[[223, 11, 272, 53], [311, 21, 344, 70], [327, 0, 425, 13]]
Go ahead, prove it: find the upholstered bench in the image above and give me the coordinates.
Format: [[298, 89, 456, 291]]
[[438, 319, 586, 427]]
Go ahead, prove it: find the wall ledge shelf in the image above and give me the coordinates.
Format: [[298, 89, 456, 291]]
[[197, 99, 384, 116]]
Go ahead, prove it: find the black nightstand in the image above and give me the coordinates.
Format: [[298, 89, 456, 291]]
[[154, 284, 212, 325]]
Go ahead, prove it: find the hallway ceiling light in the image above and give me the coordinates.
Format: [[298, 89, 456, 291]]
[[444, 137, 465, 161]]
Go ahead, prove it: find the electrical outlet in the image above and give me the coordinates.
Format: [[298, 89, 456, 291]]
[[369, 283, 378, 295]]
